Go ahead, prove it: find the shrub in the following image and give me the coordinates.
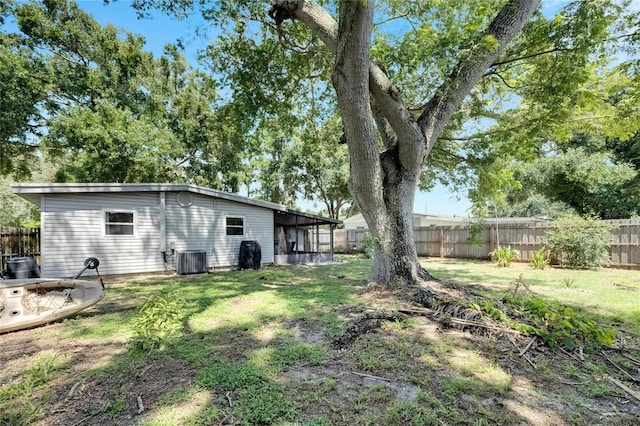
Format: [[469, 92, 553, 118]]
[[360, 231, 375, 259], [530, 248, 550, 270], [467, 220, 486, 248], [489, 246, 518, 267], [333, 245, 347, 254], [545, 216, 613, 269], [561, 277, 577, 288]]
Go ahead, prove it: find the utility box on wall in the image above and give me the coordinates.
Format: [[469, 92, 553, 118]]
[[177, 250, 207, 275]]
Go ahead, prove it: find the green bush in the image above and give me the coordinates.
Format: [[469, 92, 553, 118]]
[[489, 246, 518, 267], [333, 245, 347, 254], [467, 220, 486, 248], [360, 231, 375, 259], [545, 216, 613, 269], [530, 248, 550, 270]]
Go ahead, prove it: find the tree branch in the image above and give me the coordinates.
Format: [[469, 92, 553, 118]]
[[269, 0, 338, 53], [439, 113, 627, 144], [489, 47, 564, 68], [269, 0, 425, 175], [417, 0, 541, 152], [483, 70, 518, 89], [374, 13, 418, 32]]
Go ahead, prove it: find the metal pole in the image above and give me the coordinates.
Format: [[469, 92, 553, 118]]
[[330, 224, 334, 261], [315, 222, 319, 262]]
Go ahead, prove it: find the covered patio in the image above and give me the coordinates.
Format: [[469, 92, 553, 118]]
[[273, 209, 341, 265]]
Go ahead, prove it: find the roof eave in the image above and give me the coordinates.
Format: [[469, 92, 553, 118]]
[[11, 183, 341, 224]]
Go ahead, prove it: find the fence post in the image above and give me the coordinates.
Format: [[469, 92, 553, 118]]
[[490, 226, 496, 251], [439, 228, 444, 258]]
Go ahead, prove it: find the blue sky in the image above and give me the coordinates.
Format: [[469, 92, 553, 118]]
[[68, 1, 481, 215]]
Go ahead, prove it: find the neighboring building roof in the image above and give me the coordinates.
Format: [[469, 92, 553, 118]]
[[12, 183, 341, 226], [342, 213, 471, 228], [342, 212, 550, 228]]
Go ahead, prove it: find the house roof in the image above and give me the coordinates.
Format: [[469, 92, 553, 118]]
[[342, 212, 550, 227], [12, 183, 341, 226], [342, 212, 471, 226]]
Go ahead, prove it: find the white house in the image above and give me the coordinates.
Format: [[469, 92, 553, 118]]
[[341, 213, 471, 229], [341, 213, 548, 230], [12, 183, 341, 277]]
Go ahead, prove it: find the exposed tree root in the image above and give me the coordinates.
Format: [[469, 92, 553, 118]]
[[351, 270, 637, 355], [412, 288, 435, 309], [332, 309, 407, 349], [403, 280, 518, 338], [417, 265, 434, 281]]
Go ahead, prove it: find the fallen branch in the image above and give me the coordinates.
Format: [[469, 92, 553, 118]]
[[622, 352, 640, 367], [68, 380, 84, 398], [604, 375, 640, 402], [399, 305, 519, 334], [559, 347, 581, 362], [398, 306, 434, 316], [519, 337, 536, 356], [225, 391, 233, 407], [351, 371, 392, 382], [522, 353, 537, 370], [447, 318, 520, 334], [137, 395, 144, 414], [602, 351, 639, 382], [558, 380, 587, 385], [70, 410, 101, 426]]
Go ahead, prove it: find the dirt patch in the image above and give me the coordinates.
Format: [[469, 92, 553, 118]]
[[33, 357, 197, 426]]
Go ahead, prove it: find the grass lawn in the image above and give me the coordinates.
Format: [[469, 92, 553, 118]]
[[1, 256, 639, 425], [422, 258, 640, 335]]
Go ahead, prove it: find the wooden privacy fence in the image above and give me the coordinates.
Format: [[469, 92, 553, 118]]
[[0, 227, 41, 271], [321, 219, 640, 268]]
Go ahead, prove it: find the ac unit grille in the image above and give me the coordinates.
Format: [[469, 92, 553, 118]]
[[177, 250, 207, 275]]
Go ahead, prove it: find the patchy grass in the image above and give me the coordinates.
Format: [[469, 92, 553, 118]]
[[1, 257, 639, 425], [423, 257, 640, 334]]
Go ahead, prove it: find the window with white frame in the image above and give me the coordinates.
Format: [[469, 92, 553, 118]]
[[104, 211, 135, 236], [226, 217, 244, 236]]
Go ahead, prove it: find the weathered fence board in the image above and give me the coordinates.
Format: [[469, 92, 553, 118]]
[[321, 218, 640, 268], [0, 227, 41, 271]]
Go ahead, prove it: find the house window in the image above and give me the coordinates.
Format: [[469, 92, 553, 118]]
[[104, 211, 135, 236], [226, 217, 244, 236]]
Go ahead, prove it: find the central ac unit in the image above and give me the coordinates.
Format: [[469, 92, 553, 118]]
[[177, 250, 207, 275]]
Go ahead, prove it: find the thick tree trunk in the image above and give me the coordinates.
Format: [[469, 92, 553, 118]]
[[329, 0, 428, 287], [269, 0, 541, 288], [365, 178, 424, 287]]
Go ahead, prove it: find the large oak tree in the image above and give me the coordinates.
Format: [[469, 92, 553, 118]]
[[265, 0, 540, 287], [129, 0, 636, 288]]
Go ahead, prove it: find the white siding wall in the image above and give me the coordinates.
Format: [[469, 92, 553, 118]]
[[165, 193, 274, 268], [41, 193, 163, 277], [40, 191, 275, 277], [165, 192, 214, 265]]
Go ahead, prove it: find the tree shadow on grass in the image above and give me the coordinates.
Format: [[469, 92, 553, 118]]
[[2, 262, 639, 425]]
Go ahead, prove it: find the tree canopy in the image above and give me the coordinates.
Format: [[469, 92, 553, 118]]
[[1, 0, 354, 214], [139, 0, 637, 286], [3, 0, 639, 286], [493, 130, 640, 219], [1, 0, 245, 189]]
